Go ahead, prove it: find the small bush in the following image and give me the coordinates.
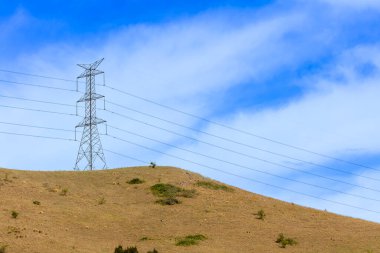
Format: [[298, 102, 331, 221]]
[[151, 183, 196, 198], [114, 245, 138, 253], [151, 183, 196, 205], [11, 211, 18, 219], [151, 184, 181, 198], [60, 188, 68, 196], [33, 200, 41, 205], [275, 233, 297, 248], [139, 237, 149, 241], [256, 209, 266, 220], [149, 162, 156, 168], [176, 234, 207, 246], [156, 198, 181, 205], [0, 245, 7, 253], [147, 250, 158, 253], [128, 178, 144, 184], [195, 181, 233, 192]]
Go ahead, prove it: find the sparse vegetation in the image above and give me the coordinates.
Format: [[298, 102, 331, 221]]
[[195, 181, 233, 192], [0, 167, 379, 252], [60, 188, 68, 196], [150, 183, 196, 198], [7, 226, 21, 235], [127, 178, 144, 184], [0, 245, 7, 253], [114, 246, 158, 253], [179, 189, 197, 198], [4, 173, 9, 181], [256, 209, 266, 220], [156, 197, 181, 205], [150, 183, 196, 205], [114, 245, 138, 253], [151, 183, 179, 198], [149, 162, 156, 168], [98, 197, 106, 205], [276, 233, 297, 248], [176, 234, 207, 246], [11, 210, 19, 219]]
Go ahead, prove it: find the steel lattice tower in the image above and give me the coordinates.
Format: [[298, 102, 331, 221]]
[[74, 58, 107, 170]]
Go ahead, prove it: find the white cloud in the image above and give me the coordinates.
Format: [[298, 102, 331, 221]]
[[0, 8, 311, 169], [157, 44, 380, 222], [0, 8, 30, 39], [319, 0, 380, 9], [1, 2, 380, 222]]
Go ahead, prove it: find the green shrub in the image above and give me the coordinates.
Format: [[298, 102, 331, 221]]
[[256, 209, 266, 220], [114, 246, 157, 253], [114, 245, 138, 253], [176, 234, 207, 246], [33, 200, 41, 205], [11, 211, 18, 219], [151, 183, 196, 198], [275, 233, 297, 248], [128, 178, 144, 184], [151, 183, 196, 205], [150, 184, 182, 198], [156, 198, 181, 205], [195, 181, 233, 191]]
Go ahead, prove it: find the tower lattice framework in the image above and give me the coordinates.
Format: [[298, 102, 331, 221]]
[[74, 58, 107, 170]]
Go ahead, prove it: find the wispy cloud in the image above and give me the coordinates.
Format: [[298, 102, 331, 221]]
[[0, 1, 380, 222]]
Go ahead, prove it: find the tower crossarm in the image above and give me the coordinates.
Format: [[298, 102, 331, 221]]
[[74, 58, 107, 171]]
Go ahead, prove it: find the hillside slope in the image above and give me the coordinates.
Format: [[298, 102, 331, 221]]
[[0, 166, 379, 253]]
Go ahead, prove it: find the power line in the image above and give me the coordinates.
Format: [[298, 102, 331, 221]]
[[0, 94, 76, 107], [104, 106, 380, 181], [0, 68, 377, 172], [0, 69, 76, 83], [107, 124, 380, 191], [104, 148, 149, 165], [106, 133, 380, 203], [104, 86, 380, 172], [0, 97, 377, 192], [1, 87, 376, 181], [0, 79, 77, 92], [106, 135, 380, 215], [0, 121, 74, 132], [1, 68, 379, 214], [0, 130, 76, 141], [0, 104, 78, 116]]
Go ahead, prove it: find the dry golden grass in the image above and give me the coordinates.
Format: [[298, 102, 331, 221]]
[[0, 166, 379, 253]]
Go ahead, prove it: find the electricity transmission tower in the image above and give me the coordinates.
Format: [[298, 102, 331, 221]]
[[74, 58, 107, 170]]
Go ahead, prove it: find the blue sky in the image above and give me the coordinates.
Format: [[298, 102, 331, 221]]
[[1, 0, 380, 223]]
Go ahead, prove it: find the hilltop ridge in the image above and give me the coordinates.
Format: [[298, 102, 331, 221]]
[[0, 166, 379, 253]]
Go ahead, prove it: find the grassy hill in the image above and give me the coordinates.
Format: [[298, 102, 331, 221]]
[[0, 166, 379, 253]]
